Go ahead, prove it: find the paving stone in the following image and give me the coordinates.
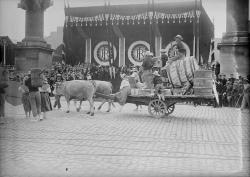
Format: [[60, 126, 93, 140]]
[[0, 100, 249, 177]]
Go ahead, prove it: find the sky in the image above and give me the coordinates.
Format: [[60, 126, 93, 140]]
[[0, 0, 226, 42]]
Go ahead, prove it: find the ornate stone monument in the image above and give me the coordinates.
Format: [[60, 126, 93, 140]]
[[217, 0, 249, 78], [15, 0, 53, 71]]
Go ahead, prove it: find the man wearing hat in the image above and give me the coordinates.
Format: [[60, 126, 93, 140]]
[[160, 49, 168, 67], [166, 34, 186, 65], [241, 75, 250, 110]]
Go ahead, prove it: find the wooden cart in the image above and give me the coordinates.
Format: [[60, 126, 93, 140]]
[[126, 93, 215, 118]]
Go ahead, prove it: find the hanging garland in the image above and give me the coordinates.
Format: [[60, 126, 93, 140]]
[[65, 10, 201, 27]]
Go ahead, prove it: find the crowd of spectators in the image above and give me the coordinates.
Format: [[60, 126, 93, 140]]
[[215, 73, 249, 108], [7, 62, 140, 94], [5, 62, 249, 109]]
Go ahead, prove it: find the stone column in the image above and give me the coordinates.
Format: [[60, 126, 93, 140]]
[[85, 38, 92, 64], [24, 10, 44, 42], [217, 0, 249, 78], [154, 36, 162, 57], [218, 1, 250, 176], [15, 0, 53, 72], [119, 37, 125, 67]]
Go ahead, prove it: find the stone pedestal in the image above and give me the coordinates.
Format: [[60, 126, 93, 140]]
[[217, 0, 249, 78], [218, 31, 249, 78], [15, 0, 53, 72], [15, 44, 53, 72]]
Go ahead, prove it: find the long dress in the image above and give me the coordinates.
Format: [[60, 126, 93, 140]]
[[115, 79, 131, 105], [18, 85, 31, 113], [40, 84, 52, 112]]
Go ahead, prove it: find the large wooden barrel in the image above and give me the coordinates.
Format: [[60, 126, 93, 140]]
[[31, 68, 43, 87], [193, 70, 213, 96], [166, 56, 199, 87]]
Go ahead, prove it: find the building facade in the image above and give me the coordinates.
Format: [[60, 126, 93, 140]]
[[63, 1, 214, 66]]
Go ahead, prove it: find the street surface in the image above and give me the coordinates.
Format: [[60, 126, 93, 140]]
[[0, 98, 249, 177]]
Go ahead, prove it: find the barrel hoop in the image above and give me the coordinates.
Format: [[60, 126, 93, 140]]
[[183, 60, 190, 81], [189, 58, 195, 78], [175, 63, 182, 85]]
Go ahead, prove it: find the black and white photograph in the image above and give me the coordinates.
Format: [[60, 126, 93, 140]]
[[0, 0, 249, 176]]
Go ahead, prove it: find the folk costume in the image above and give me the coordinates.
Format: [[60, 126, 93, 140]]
[[40, 79, 52, 119], [18, 77, 31, 118]]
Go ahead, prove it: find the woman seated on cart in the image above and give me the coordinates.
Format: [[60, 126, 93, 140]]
[[113, 73, 131, 111], [130, 67, 144, 89]]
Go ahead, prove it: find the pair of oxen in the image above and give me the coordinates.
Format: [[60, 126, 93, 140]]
[[56, 80, 115, 116]]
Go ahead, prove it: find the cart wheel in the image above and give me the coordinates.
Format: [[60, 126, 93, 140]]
[[165, 104, 175, 116], [148, 99, 167, 118]]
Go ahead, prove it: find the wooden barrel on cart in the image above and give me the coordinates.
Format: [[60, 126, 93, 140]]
[[166, 56, 199, 87], [193, 70, 213, 96]]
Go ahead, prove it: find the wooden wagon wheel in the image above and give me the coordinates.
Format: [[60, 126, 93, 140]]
[[148, 99, 167, 118], [165, 104, 175, 116]]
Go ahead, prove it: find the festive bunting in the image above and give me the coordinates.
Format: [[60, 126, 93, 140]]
[[65, 10, 201, 27]]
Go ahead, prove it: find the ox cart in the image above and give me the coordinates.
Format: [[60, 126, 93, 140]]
[[125, 69, 217, 118], [97, 69, 217, 118]]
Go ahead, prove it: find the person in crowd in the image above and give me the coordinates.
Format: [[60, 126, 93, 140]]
[[141, 51, 155, 89], [18, 76, 31, 118], [214, 61, 220, 79], [216, 79, 225, 107], [0, 69, 9, 124], [153, 70, 164, 98], [53, 73, 63, 109], [25, 71, 41, 121], [228, 74, 236, 84], [221, 74, 227, 86], [39, 78, 52, 120], [153, 70, 163, 88], [226, 81, 233, 107], [160, 49, 168, 67], [86, 72, 92, 80], [231, 81, 240, 107], [241, 75, 250, 110]]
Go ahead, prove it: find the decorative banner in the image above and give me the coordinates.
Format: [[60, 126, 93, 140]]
[[128, 41, 150, 66], [165, 41, 190, 58], [93, 41, 117, 66], [66, 10, 201, 27]]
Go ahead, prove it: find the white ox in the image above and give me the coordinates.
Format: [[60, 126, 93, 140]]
[[56, 80, 96, 116], [75, 80, 114, 112]]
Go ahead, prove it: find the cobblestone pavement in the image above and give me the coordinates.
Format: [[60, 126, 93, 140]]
[[0, 98, 249, 177]]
